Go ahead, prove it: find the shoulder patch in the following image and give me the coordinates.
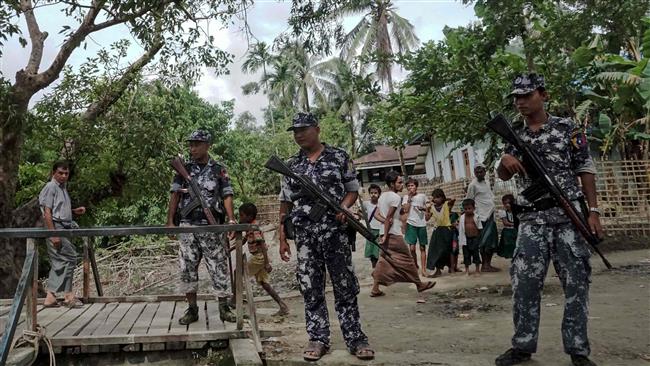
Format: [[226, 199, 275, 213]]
[[571, 128, 588, 149]]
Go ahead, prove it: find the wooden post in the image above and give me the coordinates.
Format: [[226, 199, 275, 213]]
[[83, 237, 90, 301], [235, 231, 244, 330], [243, 254, 263, 355], [25, 238, 38, 332], [88, 238, 103, 296]]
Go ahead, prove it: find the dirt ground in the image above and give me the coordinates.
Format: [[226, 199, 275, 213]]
[[248, 232, 650, 366]]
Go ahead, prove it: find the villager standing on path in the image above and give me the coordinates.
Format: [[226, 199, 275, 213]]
[[166, 129, 237, 325], [362, 184, 383, 268], [402, 178, 429, 276], [466, 163, 500, 272], [495, 74, 603, 366], [277, 112, 374, 362], [371, 171, 436, 303], [39, 161, 86, 308]]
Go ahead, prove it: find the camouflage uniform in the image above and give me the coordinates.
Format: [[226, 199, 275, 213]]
[[504, 75, 597, 357], [171, 130, 234, 297], [280, 114, 368, 351]]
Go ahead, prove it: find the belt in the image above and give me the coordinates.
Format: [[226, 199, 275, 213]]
[[512, 197, 558, 214]]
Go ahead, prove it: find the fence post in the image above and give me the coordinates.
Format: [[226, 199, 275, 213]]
[[235, 231, 244, 330], [88, 238, 103, 297], [83, 237, 90, 301], [25, 238, 38, 332]]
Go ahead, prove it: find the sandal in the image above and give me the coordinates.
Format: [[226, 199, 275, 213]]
[[369, 290, 385, 297], [417, 281, 436, 293], [62, 298, 84, 308], [303, 341, 329, 361], [350, 343, 375, 360], [43, 301, 61, 308]]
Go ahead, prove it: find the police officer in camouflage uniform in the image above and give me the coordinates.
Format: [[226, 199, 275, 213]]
[[495, 74, 603, 366], [278, 113, 374, 362], [166, 129, 237, 324]]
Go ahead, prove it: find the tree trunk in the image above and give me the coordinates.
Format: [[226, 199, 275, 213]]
[[398, 147, 408, 179], [0, 88, 30, 298], [348, 115, 357, 157]]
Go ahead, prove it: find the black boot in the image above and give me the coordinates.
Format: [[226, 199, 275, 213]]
[[571, 355, 597, 366], [218, 297, 237, 323], [495, 348, 532, 366], [178, 304, 199, 325]]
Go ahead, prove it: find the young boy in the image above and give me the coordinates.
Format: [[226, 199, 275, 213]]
[[239, 203, 289, 316], [362, 184, 383, 268], [402, 179, 429, 276], [497, 194, 518, 259], [459, 199, 482, 275]]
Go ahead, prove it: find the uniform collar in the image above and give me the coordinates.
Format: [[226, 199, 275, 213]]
[[523, 113, 563, 133], [297, 143, 332, 161]]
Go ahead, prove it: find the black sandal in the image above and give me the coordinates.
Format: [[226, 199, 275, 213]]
[[303, 341, 329, 361], [350, 343, 375, 360]]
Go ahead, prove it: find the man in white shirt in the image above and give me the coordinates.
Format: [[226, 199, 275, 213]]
[[465, 163, 500, 272], [401, 179, 429, 276], [371, 171, 435, 302], [362, 184, 384, 268]]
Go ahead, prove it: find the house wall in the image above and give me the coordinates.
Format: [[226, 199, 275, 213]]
[[428, 138, 490, 183]]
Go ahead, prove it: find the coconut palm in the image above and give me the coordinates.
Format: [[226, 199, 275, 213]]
[[337, 0, 419, 92], [242, 42, 277, 130], [276, 41, 327, 112]]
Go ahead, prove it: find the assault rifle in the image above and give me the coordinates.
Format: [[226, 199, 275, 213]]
[[264, 155, 389, 257], [170, 156, 236, 287], [487, 114, 612, 269]]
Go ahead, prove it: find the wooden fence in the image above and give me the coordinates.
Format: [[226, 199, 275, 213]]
[[257, 160, 650, 236]]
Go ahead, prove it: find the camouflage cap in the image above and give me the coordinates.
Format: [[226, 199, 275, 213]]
[[287, 112, 319, 131], [509, 73, 545, 96], [186, 129, 212, 143]]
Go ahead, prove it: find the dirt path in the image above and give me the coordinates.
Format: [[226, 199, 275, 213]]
[[255, 247, 650, 366]]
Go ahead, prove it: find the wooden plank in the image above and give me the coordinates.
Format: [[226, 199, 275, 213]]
[[110, 302, 146, 336], [50, 329, 282, 347], [129, 302, 158, 335], [206, 300, 223, 331], [55, 303, 105, 338], [82, 238, 90, 301], [0, 224, 258, 239], [92, 302, 132, 336], [142, 301, 174, 352], [77, 302, 118, 336], [25, 239, 38, 333], [235, 232, 244, 330], [0, 294, 221, 305], [243, 255, 263, 355], [187, 301, 208, 333], [169, 301, 188, 334], [43, 305, 92, 338], [229, 338, 263, 366]]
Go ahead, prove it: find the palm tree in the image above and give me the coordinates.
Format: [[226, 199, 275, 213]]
[[276, 41, 327, 112], [314, 57, 367, 155], [337, 0, 419, 93], [241, 42, 277, 131]]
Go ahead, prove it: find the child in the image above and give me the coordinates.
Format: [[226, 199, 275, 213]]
[[362, 184, 383, 268], [425, 189, 456, 277], [497, 194, 518, 259], [459, 199, 482, 275], [450, 212, 461, 273], [239, 203, 289, 316], [402, 179, 429, 276]]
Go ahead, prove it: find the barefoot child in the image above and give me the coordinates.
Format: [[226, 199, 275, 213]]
[[426, 189, 456, 277], [459, 199, 482, 275], [239, 203, 289, 316]]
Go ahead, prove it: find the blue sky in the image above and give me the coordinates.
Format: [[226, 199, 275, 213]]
[[0, 1, 476, 121]]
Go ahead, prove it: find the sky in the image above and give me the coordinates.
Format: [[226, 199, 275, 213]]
[[0, 1, 477, 123]]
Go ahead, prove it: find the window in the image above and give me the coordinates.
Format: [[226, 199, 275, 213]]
[[449, 158, 456, 180], [462, 149, 471, 178]]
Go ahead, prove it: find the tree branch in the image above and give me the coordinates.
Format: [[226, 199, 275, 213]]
[[81, 37, 164, 122], [20, 0, 48, 74]]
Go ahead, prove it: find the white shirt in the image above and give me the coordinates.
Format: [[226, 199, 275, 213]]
[[377, 191, 403, 236], [404, 193, 427, 227], [362, 201, 383, 230], [458, 213, 483, 247], [466, 178, 495, 220]]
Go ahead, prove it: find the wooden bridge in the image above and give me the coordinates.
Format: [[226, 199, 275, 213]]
[[0, 225, 278, 365]]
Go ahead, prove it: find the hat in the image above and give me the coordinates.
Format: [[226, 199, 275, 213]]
[[509, 73, 545, 96], [287, 112, 318, 131], [186, 129, 212, 143]]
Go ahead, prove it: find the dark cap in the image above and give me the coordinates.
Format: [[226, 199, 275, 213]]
[[509, 73, 545, 96], [186, 129, 212, 143], [287, 112, 318, 131]]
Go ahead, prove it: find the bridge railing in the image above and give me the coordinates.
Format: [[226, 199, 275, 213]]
[[0, 224, 260, 364]]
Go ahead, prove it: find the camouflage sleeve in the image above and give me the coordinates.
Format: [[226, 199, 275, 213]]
[[569, 126, 597, 175], [341, 153, 360, 192], [503, 142, 520, 159], [218, 166, 235, 197], [170, 173, 184, 193]]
